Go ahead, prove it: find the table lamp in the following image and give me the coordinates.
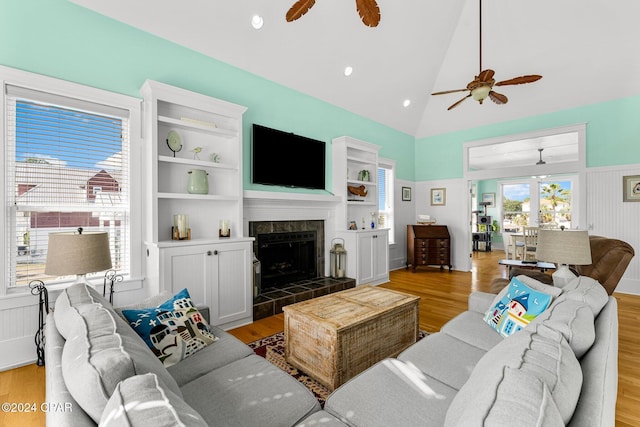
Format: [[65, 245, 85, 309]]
[[535, 229, 592, 287], [45, 227, 112, 286]]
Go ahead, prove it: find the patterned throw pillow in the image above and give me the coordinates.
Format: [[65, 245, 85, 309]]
[[122, 288, 218, 367], [483, 277, 552, 337]]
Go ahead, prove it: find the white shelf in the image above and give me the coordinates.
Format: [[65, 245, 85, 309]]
[[347, 179, 377, 186], [151, 236, 254, 248], [346, 156, 376, 165], [157, 192, 239, 201], [347, 200, 376, 206], [158, 115, 237, 138], [158, 155, 236, 170]]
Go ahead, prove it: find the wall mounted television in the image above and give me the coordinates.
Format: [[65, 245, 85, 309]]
[[252, 124, 326, 190]]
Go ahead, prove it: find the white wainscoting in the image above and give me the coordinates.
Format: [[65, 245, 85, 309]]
[[586, 165, 640, 294]]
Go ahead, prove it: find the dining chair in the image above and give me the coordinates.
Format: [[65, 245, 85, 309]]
[[502, 232, 525, 260], [523, 226, 539, 260]]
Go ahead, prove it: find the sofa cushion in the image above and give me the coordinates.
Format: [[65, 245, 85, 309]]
[[180, 354, 321, 427], [325, 358, 458, 426], [297, 410, 348, 427], [440, 310, 504, 352], [122, 288, 218, 368], [398, 332, 487, 390], [167, 324, 254, 386], [445, 323, 582, 426], [561, 276, 609, 316], [62, 301, 182, 423], [54, 282, 117, 339], [445, 367, 565, 427], [483, 277, 553, 337], [100, 373, 207, 427], [531, 298, 596, 358]]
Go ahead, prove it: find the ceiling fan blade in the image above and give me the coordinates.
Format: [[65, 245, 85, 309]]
[[448, 94, 472, 110], [355, 0, 381, 27], [432, 88, 468, 96], [286, 0, 316, 22], [495, 75, 542, 86], [477, 69, 495, 82], [489, 91, 508, 105]]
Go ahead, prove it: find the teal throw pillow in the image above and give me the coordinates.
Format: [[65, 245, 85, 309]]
[[483, 277, 552, 337], [122, 288, 218, 367]]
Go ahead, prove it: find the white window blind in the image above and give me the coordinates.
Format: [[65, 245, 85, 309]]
[[5, 85, 130, 287], [377, 162, 395, 244]]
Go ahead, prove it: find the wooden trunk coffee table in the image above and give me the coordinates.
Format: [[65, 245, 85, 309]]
[[283, 285, 420, 391]]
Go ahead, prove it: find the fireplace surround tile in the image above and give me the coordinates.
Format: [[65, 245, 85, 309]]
[[252, 277, 356, 321]]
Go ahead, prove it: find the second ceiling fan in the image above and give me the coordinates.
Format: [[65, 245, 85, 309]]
[[432, 0, 542, 110]]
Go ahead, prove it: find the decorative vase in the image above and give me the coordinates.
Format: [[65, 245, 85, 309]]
[[358, 170, 370, 182], [187, 169, 209, 194]]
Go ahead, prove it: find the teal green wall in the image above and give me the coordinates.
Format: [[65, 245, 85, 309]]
[[0, 0, 415, 191], [415, 96, 640, 181]]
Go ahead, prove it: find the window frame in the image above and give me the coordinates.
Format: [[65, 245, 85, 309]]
[[378, 158, 395, 244], [1, 66, 143, 296]]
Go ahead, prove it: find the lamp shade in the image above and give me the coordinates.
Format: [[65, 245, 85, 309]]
[[535, 229, 592, 266], [45, 231, 112, 276]]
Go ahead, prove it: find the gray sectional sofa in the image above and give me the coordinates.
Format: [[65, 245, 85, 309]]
[[300, 275, 618, 427], [45, 283, 320, 426], [46, 274, 617, 426]]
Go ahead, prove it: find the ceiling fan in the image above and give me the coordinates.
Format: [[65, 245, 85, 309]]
[[431, 0, 542, 110], [286, 0, 381, 27]]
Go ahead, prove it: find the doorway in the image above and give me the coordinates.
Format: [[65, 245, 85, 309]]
[[463, 124, 586, 271]]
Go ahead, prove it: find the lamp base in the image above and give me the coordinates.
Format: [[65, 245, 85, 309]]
[[552, 264, 577, 288]]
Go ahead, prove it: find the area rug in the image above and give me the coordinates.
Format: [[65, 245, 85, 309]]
[[248, 330, 428, 407]]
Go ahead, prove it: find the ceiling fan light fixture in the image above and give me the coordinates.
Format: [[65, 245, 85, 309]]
[[251, 14, 264, 29], [471, 85, 491, 102]]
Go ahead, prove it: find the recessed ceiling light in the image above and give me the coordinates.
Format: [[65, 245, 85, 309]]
[[344, 66, 353, 77], [403, 99, 411, 107], [251, 15, 264, 29]]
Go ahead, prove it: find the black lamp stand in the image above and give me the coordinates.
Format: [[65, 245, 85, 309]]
[[103, 270, 123, 304], [29, 280, 49, 367]]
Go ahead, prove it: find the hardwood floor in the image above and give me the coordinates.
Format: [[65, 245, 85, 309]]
[[1, 250, 638, 426]]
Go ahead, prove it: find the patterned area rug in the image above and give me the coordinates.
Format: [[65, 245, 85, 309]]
[[247, 330, 428, 407]]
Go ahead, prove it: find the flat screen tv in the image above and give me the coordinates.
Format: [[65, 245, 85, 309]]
[[252, 124, 326, 190]]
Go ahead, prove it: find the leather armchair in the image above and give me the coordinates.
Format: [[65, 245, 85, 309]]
[[576, 235, 635, 295], [491, 235, 635, 295]]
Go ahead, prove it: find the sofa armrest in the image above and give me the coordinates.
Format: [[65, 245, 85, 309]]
[[468, 292, 496, 314]]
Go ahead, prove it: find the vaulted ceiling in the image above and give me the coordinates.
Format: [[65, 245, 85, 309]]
[[70, 0, 640, 138]]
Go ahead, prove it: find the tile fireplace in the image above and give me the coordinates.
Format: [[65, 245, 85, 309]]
[[248, 219, 355, 320]]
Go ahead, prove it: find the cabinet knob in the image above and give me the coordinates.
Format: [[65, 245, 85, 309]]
[[207, 250, 218, 256]]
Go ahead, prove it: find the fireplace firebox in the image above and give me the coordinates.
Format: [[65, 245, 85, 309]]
[[256, 230, 317, 291]]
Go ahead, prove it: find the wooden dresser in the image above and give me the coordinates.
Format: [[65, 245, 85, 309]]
[[406, 224, 452, 272]]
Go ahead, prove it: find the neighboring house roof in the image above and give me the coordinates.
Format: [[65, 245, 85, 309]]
[[15, 163, 122, 207]]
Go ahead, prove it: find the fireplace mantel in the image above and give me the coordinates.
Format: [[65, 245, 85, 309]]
[[244, 190, 341, 208]]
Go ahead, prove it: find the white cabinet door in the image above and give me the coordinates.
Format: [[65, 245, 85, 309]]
[[372, 230, 389, 283], [160, 241, 252, 329], [357, 232, 375, 285], [161, 244, 210, 308], [355, 229, 389, 285], [209, 241, 252, 329]]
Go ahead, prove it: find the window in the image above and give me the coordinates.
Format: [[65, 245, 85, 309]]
[[378, 159, 395, 244], [2, 68, 141, 289], [500, 177, 575, 231]]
